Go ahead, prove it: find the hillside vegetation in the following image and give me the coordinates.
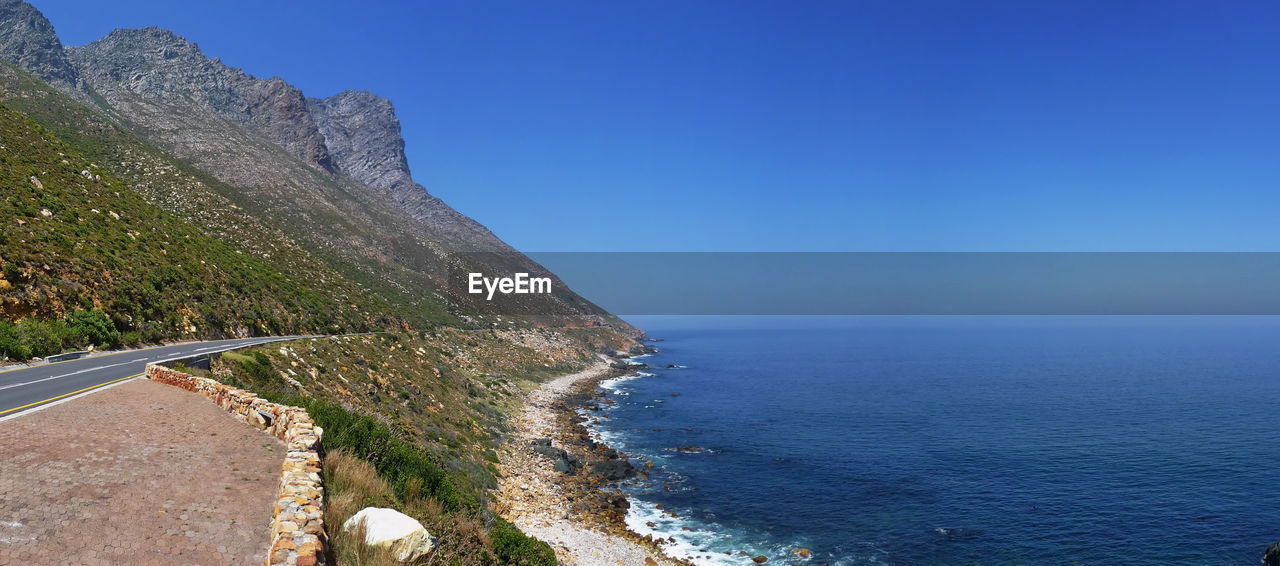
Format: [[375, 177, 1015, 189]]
[[0, 61, 451, 331], [211, 329, 634, 564], [0, 102, 409, 358]]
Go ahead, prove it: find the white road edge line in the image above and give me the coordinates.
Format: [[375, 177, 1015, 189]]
[[0, 336, 310, 418], [0, 361, 135, 391]]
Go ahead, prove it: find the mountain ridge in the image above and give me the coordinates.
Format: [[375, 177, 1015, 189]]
[[0, 0, 78, 90], [0, 0, 634, 336], [67, 26, 338, 175]]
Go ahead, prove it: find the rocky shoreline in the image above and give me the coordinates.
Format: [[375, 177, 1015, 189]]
[[495, 359, 690, 566]]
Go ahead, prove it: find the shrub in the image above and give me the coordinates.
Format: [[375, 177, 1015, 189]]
[[0, 321, 31, 361], [296, 398, 465, 511], [18, 319, 69, 358], [490, 518, 557, 566], [65, 309, 119, 348], [237, 354, 277, 385], [2, 262, 20, 283], [119, 331, 142, 348]]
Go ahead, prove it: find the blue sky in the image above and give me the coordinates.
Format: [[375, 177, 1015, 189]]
[[38, 0, 1280, 252]]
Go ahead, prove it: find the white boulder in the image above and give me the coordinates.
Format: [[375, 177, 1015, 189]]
[[342, 507, 436, 562]]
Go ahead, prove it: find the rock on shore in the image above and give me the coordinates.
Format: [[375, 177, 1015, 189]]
[[494, 360, 682, 566]]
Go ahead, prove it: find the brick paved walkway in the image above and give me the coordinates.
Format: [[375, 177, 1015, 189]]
[[0, 379, 285, 565]]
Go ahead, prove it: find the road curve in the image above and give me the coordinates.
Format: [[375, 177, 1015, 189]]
[[0, 336, 307, 419]]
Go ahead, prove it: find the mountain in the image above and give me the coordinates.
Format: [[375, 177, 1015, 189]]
[[307, 89, 493, 242], [63, 26, 517, 251], [0, 0, 632, 341], [0, 3, 640, 563], [0, 0, 77, 90], [0, 95, 396, 346], [67, 27, 336, 175]]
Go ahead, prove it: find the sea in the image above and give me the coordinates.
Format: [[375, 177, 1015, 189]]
[[582, 316, 1280, 565]]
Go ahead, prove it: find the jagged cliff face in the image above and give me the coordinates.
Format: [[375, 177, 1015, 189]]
[[65, 25, 509, 253], [308, 89, 514, 249], [308, 90, 413, 195], [0, 0, 78, 90], [69, 28, 334, 175], [0, 1, 631, 331]]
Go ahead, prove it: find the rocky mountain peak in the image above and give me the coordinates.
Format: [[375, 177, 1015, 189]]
[[94, 26, 208, 65], [0, 0, 80, 90], [308, 89, 416, 194], [307, 88, 511, 249], [69, 27, 336, 174]]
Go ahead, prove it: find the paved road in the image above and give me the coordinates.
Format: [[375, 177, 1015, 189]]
[[0, 336, 306, 419], [0, 379, 285, 564]]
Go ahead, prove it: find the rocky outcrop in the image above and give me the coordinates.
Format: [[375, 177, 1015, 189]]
[[307, 89, 516, 250], [589, 459, 637, 481], [308, 90, 415, 195], [342, 507, 436, 562], [530, 438, 584, 474], [67, 27, 335, 173], [146, 363, 326, 566], [0, 0, 80, 91]]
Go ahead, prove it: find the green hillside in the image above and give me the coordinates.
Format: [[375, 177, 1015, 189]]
[[0, 101, 397, 358]]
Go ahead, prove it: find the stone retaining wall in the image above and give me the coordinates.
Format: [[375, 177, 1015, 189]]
[[146, 364, 326, 566]]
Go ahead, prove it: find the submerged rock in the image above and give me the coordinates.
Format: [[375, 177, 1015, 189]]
[[933, 526, 981, 540], [342, 507, 436, 562], [589, 459, 637, 481], [605, 493, 630, 511], [1264, 541, 1280, 566]]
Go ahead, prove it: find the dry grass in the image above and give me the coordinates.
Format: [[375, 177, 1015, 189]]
[[325, 448, 504, 563], [409, 500, 493, 566], [324, 449, 498, 566], [325, 449, 402, 566]]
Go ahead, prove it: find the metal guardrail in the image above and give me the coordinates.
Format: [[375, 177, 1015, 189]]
[[155, 353, 215, 371], [44, 351, 89, 363]]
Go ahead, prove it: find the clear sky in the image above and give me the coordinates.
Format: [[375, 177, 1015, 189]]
[[36, 0, 1280, 252]]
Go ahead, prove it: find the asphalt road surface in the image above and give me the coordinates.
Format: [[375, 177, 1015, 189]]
[[0, 336, 305, 419]]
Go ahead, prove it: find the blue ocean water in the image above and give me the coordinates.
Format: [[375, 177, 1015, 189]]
[[586, 317, 1280, 565]]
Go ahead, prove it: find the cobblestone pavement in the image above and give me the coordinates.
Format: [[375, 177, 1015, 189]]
[[0, 379, 285, 565]]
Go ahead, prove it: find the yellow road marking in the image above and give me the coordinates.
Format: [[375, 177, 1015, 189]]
[[0, 372, 143, 416]]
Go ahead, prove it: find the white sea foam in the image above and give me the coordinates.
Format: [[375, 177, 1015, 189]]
[[580, 372, 652, 450], [625, 497, 857, 565], [624, 499, 745, 565], [582, 353, 886, 566], [599, 370, 651, 392]]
